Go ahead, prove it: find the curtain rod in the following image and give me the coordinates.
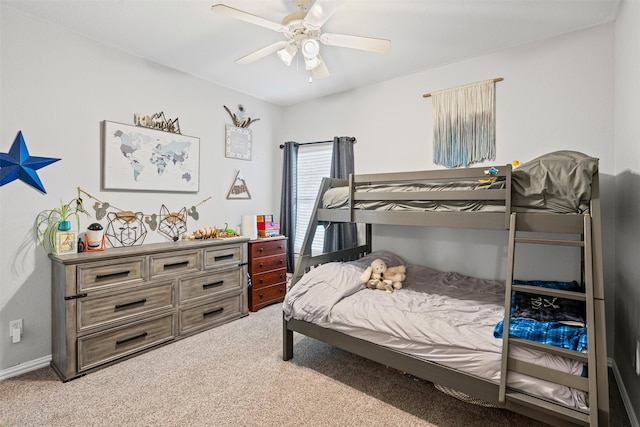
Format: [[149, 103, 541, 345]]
[[279, 140, 332, 149], [279, 138, 356, 149], [422, 77, 503, 98]]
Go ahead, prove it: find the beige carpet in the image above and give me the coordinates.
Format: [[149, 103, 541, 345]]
[[0, 304, 630, 426]]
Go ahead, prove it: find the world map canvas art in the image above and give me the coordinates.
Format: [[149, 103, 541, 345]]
[[102, 121, 200, 192]]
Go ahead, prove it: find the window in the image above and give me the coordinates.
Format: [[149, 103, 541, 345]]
[[294, 144, 332, 255]]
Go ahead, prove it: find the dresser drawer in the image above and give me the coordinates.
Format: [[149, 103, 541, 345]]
[[180, 293, 242, 334], [251, 268, 286, 290], [250, 283, 286, 311], [204, 245, 242, 269], [77, 258, 145, 293], [249, 254, 286, 275], [77, 282, 174, 332], [179, 267, 241, 303], [150, 251, 200, 278], [78, 314, 175, 371], [250, 239, 286, 258]]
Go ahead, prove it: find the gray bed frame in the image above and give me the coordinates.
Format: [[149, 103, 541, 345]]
[[283, 164, 609, 427]]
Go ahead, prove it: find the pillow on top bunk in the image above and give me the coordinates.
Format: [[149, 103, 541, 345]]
[[511, 150, 598, 213]]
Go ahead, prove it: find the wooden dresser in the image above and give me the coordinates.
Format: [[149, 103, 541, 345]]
[[248, 236, 287, 312], [49, 237, 248, 381]]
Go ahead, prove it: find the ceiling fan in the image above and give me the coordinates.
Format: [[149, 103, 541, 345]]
[[211, 0, 391, 79]]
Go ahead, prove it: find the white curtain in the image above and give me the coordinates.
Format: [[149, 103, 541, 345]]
[[432, 79, 496, 168]]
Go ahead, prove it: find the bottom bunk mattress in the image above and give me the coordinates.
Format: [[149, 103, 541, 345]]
[[283, 251, 588, 410]]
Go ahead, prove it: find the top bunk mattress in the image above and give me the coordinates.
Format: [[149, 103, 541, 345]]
[[323, 150, 598, 214]]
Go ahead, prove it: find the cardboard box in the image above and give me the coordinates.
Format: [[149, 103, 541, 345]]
[[257, 221, 279, 231], [258, 229, 280, 238], [257, 214, 274, 224]]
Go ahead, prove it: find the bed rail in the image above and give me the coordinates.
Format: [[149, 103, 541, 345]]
[[316, 164, 513, 229]]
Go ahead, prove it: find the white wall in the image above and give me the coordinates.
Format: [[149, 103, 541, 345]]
[[0, 7, 283, 372], [614, 0, 640, 424]]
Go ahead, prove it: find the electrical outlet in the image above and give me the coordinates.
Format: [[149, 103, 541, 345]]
[[9, 319, 23, 343], [9, 319, 22, 335]]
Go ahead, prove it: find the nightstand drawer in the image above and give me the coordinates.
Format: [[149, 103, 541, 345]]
[[204, 245, 242, 269], [78, 314, 175, 371], [150, 250, 200, 278], [77, 258, 145, 293], [250, 239, 287, 258], [249, 254, 286, 275], [251, 268, 286, 290], [77, 282, 174, 332], [179, 267, 241, 303], [180, 293, 242, 334], [250, 283, 286, 310]]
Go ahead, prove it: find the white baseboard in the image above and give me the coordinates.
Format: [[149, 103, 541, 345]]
[[611, 357, 640, 427], [0, 355, 51, 381]]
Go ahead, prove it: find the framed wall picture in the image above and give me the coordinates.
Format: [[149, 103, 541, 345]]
[[225, 125, 252, 161], [102, 120, 200, 192], [226, 170, 251, 199]]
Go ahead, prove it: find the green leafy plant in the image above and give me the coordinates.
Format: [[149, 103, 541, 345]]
[[35, 197, 91, 252]]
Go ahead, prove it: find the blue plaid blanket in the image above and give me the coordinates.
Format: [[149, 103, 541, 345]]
[[493, 317, 588, 352], [494, 279, 588, 352]]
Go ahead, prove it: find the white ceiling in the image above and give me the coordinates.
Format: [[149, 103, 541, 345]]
[[1, 0, 620, 107]]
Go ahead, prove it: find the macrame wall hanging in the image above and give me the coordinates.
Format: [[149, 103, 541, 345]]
[[423, 77, 503, 168]]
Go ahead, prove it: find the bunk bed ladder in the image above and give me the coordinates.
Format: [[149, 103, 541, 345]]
[[499, 212, 600, 427]]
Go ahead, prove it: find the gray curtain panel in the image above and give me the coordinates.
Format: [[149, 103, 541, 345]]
[[323, 136, 357, 253], [279, 141, 298, 273]]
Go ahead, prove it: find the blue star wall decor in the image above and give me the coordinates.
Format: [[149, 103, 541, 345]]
[[0, 131, 60, 193]]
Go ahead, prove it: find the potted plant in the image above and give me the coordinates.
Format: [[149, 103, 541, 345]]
[[35, 197, 91, 253]]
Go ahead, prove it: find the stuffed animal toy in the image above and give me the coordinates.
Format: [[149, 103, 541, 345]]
[[360, 259, 406, 293]]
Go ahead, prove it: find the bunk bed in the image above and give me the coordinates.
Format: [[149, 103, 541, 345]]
[[282, 151, 609, 427]]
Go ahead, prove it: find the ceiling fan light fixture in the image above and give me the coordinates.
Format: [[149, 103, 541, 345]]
[[277, 44, 298, 66], [304, 55, 321, 70], [301, 38, 320, 59]]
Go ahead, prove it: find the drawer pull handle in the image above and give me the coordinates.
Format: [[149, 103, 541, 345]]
[[115, 299, 147, 310], [65, 293, 88, 301], [259, 263, 264, 268], [116, 332, 148, 346], [280, 288, 284, 293], [259, 293, 264, 299], [280, 273, 284, 279], [203, 307, 224, 317], [96, 271, 130, 281], [214, 254, 234, 261], [203, 281, 224, 290], [259, 279, 263, 284], [259, 248, 264, 252], [279, 259, 284, 264], [164, 261, 189, 270]]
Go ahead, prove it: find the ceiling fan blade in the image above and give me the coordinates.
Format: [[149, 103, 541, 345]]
[[320, 33, 391, 53], [303, 0, 342, 30], [211, 4, 284, 32], [311, 55, 330, 79], [236, 40, 290, 65]]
